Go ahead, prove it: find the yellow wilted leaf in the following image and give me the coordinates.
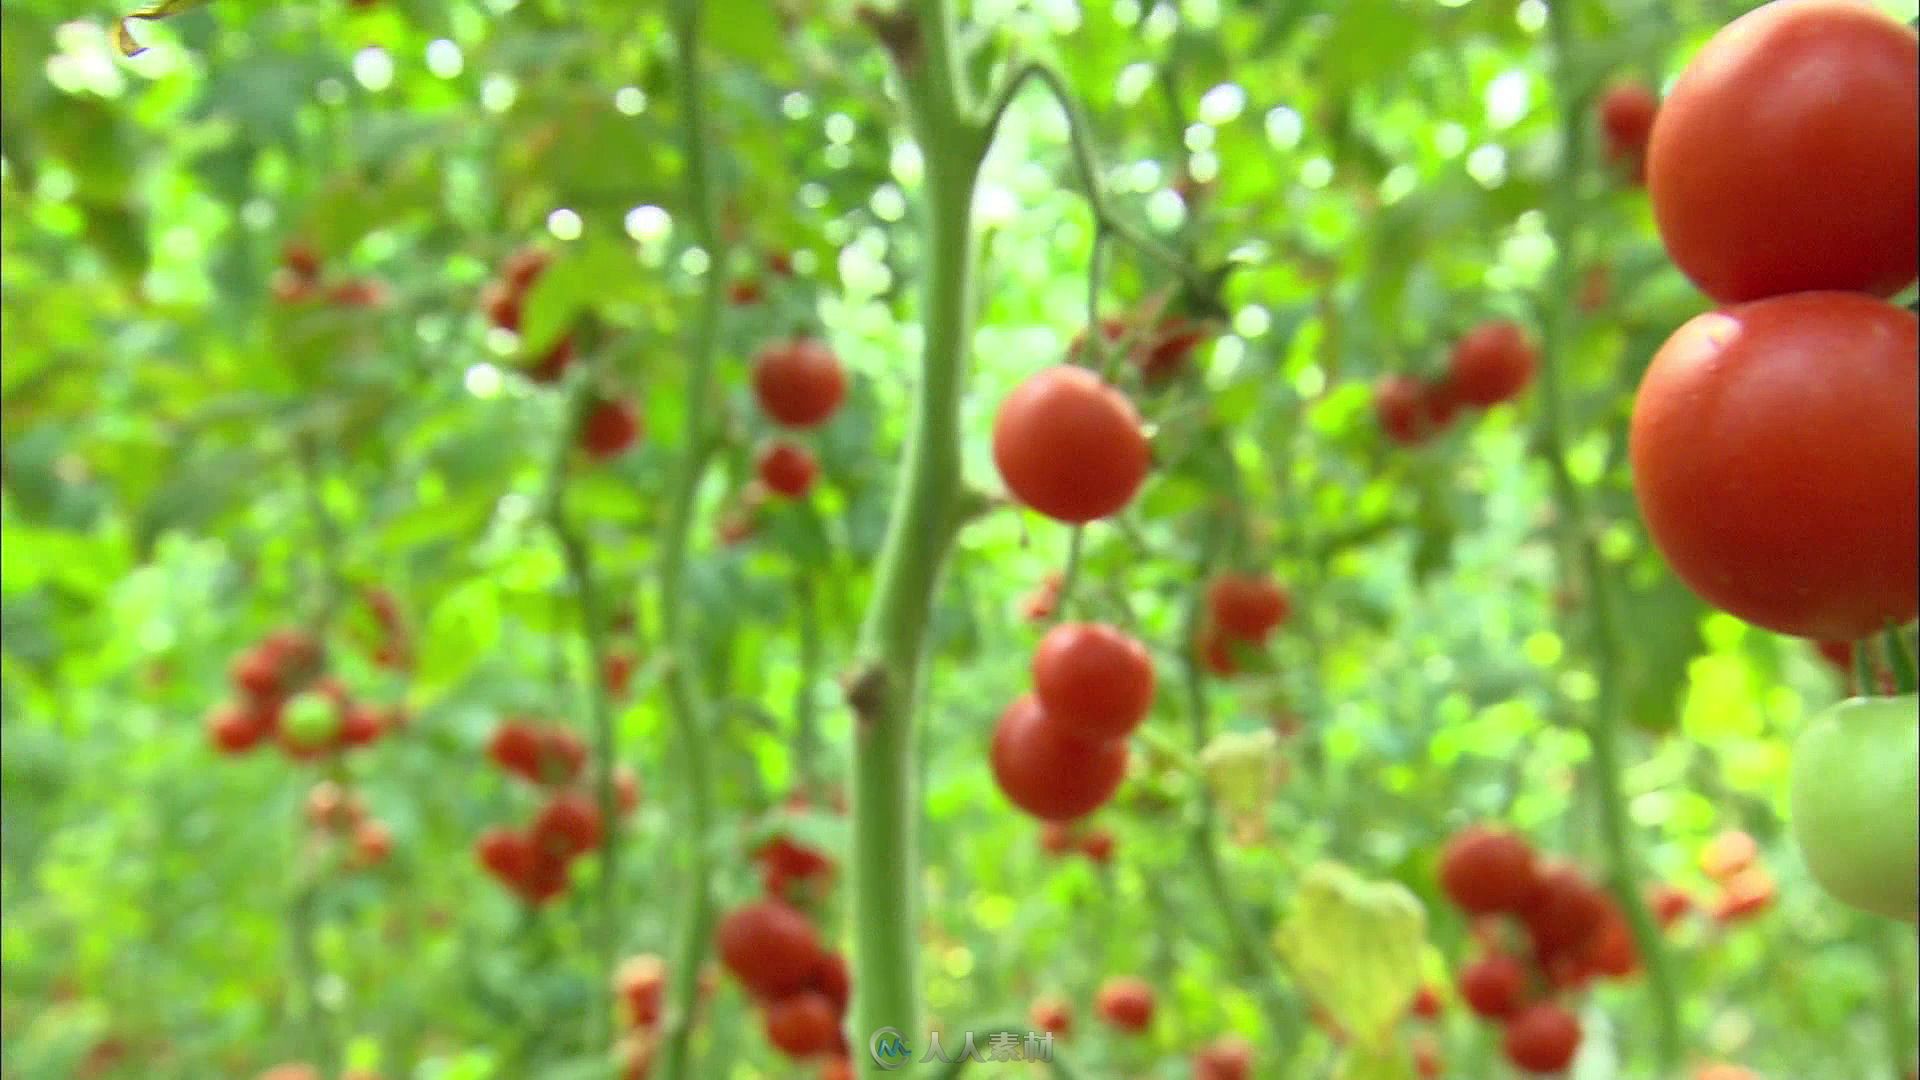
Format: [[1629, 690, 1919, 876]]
[[1274, 861, 1428, 1048]]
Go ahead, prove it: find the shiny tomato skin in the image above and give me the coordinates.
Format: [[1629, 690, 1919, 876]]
[[1439, 826, 1539, 914], [1448, 321, 1536, 407], [763, 990, 839, 1056], [1647, 0, 1919, 302], [1031, 622, 1156, 741], [1789, 694, 1919, 921], [1629, 293, 1919, 640], [753, 338, 847, 429], [1458, 953, 1527, 1019], [1599, 80, 1660, 165], [1205, 574, 1291, 642], [1374, 374, 1430, 446], [716, 899, 823, 999], [990, 694, 1129, 821], [1095, 975, 1155, 1032], [1503, 1002, 1582, 1073], [991, 366, 1149, 524], [756, 441, 818, 498]]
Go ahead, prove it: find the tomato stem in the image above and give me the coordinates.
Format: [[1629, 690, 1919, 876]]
[[1536, 0, 1684, 1068], [849, 0, 983, 1067], [654, 1, 726, 1074]]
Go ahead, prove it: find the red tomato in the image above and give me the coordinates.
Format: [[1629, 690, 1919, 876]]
[[991, 365, 1150, 524], [476, 826, 535, 886], [763, 990, 840, 1056], [1137, 318, 1207, 384], [1630, 293, 1918, 639], [716, 899, 823, 999], [1079, 827, 1116, 864], [1031, 622, 1156, 741], [481, 281, 521, 331], [1413, 1034, 1444, 1079], [1712, 866, 1776, 923], [1582, 896, 1639, 979], [1195, 623, 1242, 677], [1192, 1035, 1254, 1080], [1503, 1002, 1582, 1073], [1439, 826, 1539, 914], [604, 651, 637, 697], [487, 721, 545, 782], [527, 334, 576, 384], [753, 338, 848, 429], [1039, 821, 1076, 856], [230, 645, 282, 701], [1458, 953, 1528, 1019], [728, 279, 765, 306], [581, 399, 642, 460], [616, 954, 667, 1029], [757, 442, 819, 498], [1095, 976, 1155, 1033], [1647, 883, 1695, 929], [207, 705, 267, 754], [615, 767, 641, 815], [1029, 994, 1073, 1036], [1647, 0, 1918, 302], [502, 247, 550, 292], [531, 792, 603, 858], [1448, 321, 1536, 406], [353, 819, 393, 866], [1374, 374, 1433, 446], [1521, 865, 1608, 963], [1700, 830, 1759, 881], [1599, 80, 1660, 169], [804, 950, 851, 1018], [990, 694, 1130, 821], [281, 241, 321, 281], [1206, 574, 1290, 642], [1410, 983, 1443, 1021], [542, 728, 589, 784]]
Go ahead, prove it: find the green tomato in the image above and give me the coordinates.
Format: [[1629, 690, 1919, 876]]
[[1788, 694, 1918, 922], [281, 691, 340, 748]]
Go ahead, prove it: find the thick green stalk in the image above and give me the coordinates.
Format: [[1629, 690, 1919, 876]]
[[655, 1, 725, 1075], [1538, 0, 1681, 1068], [849, 0, 981, 1065], [793, 568, 821, 796]]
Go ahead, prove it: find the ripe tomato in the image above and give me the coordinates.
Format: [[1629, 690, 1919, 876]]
[[281, 241, 321, 281], [1700, 830, 1759, 881], [990, 694, 1130, 821], [532, 792, 603, 858], [1448, 321, 1536, 406], [1458, 953, 1527, 1019], [1373, 374, 1433, 446], [1521, 865, 1608, 962], [1646, 883, 1695, 929], [230, 645, 283, 701], [353, 820, 393, 866], [991, 365, 1149, 524], [481, 281, 521, 331], [1195, 623, 1242, 677], [1439, 826, 1539, 914], [1789, 694, 1919, 921], [753, 338, 848, 429], [207, 705, 267, 754], [1029, 994, 1072, 1035], [1409, 983, 1443, 1021], [1031, 622, 1156, 741], [1630, 293, 1919, 640], [1138, 318, 1208, 384], [338, 705, 383, 748], [581, 399, 642, 460], [542, 728, 589, 784], [763, 991, 840, 1056], [502, 247, 551, 292], [1206, 573, 1291, 642], [728, 279, 765, 306], [756, 442, 818, 498], [1712, 866, 1776, 923], [1646, 0, 1918, 302], [1413, 1034, 1444, 1079], [1039, 821, 1076, 856], [1079, 827, 1115, 864], [1598, 80, 1660, 169], [1094, 975, 1155, 1032], [476, 827, 535, 886], [488, 721, 545, 781], [1503, 1002, 1582, 1073], [528, 334, 576, 384], [617, 954, 667, 1029], [1191, 1036, 1253, 1080], [716, 899, 823, 999], [1581, 897, 1639, 979], [804, 950, 851, 1017]]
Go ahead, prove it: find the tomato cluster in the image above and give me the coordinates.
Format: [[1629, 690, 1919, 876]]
[[751, 791, 842, 905], [1190, 1035, 1254, 1080], [304, 779, 392, 871], [1195, 571, 1290, 677], [714, 336, 847, 540], [206, 629, 398, 760], [1068, 311, 1215, 386], [610, 952, 686, 1080], [1436, 826, 1651, 1073], [472, 719, 638, 906], [1631, 1, 1918, 643], [479, 246, 577, 384], [1373, 320, 1537, 448], [992, 621, 1154, 821], [271, 239, 389, 309], [715, 897, 853, 1070]]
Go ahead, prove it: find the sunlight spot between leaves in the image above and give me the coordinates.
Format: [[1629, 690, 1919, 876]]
[[870, 184, 907, 223], [1199, 83, 1247, 125], [1188, 151, 1220, 184], [1517, 0, 1549, 32], [781, 91, 811, 120], [317, 78, 349, 106], [1466, 144, 1507, 187], [1233, 306, 1271, 338], [464, 364, 504, 399], [679, 247, 710, 276], [1116, 62, 1155, 107], [824, 145, 853, 170], [427, 40, 464, 80], [1300, 157, 1334, 189], [942, 947, 975, 979], [353, 47, 395, 93], [1523, 631, 1564, 668], [624, 204, 669, 244], [799, 183, 829, 209], [1558, 670, 1598, 703], [1145, 188, 1186, 231], [972, 894, 1016, 931], [1434, 122, 1469, 157], [613, 86, 646, 115], [480, 74, 516, 113], [1265, 106, 1304, 150], [1485, 70, 1531, 130], [546, 208, 582, 241], [825, 113, 856, 144], [1184, 123, 1216, 153]]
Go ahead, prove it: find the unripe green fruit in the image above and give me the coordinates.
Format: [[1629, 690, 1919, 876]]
[[281, 692, 340, 749], [1788, 693, 1918, 922]]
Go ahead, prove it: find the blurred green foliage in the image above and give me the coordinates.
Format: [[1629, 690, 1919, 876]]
[[2, 1, 1915, 1078]]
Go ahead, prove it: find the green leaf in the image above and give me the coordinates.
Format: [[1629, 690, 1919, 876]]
[[1275, 861, 1428, 1047]]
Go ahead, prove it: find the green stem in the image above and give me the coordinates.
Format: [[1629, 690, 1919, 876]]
[[1178, 512, 1299, 1045], [1881, 624, 1917, 695], [794, 568, 822, 797], [850, 1, 982, 1068], [1879, 919, 1917, 1080], [656, 1, 725, 1075], [542, 381, 619, 1049], [1539, 0, 1682, 1068]]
